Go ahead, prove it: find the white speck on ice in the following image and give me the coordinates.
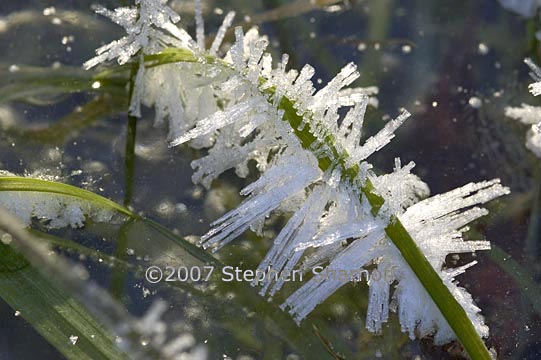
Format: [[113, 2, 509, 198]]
[[69, 335, 78, 345], [478, 42, 489, 55], [43, 7, 56, 16], [468, 96, 482, 109]]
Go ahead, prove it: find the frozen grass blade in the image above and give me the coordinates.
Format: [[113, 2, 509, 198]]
[[0, 176, 217, 264], [101, 47, 495, 359]]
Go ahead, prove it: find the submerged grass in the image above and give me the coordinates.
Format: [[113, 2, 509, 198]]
[[0, 243, 127, 360]]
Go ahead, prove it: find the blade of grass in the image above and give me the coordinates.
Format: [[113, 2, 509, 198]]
[[123, 114, 138, 207], [0, 176, 133, 217], [0, 243, 127, 360], [112, 59, 140, 301], [123, 62, 139, 207], [0, 208, 172, 360]]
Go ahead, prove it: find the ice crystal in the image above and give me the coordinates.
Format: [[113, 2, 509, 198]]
[[505, 58, 541, 157], [85, 0, 510, 345], [84, 1, 190, 69], [84, 0, 199, 118]]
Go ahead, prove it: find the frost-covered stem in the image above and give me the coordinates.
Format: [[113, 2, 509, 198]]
[[111, 49, 492, 359], [278, 94, 492, 359], [382, 216, 491, 359]]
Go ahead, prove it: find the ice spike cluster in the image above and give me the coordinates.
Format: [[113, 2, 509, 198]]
[[85, 0, 510, 344]]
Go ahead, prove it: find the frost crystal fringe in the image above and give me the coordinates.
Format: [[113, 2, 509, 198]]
[[86, 0, 510, 345], [0, 172, 115, 228]]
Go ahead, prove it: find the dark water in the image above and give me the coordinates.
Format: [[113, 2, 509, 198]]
[[0, 0, 540, 359]]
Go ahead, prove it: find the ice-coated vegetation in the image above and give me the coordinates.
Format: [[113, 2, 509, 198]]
[[83, 0, 510, 346], [505, 58, 541, 158]]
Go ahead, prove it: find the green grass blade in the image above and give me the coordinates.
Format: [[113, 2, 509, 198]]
[[0, 243, 127, 360], [281, 94, 493, 359], [381, 214, 490, 359]]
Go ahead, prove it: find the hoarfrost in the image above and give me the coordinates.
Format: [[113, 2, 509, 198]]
[[83, 0, 511, 346]]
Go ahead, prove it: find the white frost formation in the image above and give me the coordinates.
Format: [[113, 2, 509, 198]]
[[0, 177, 114, 229], [505, 58, 541, 158], [85, 0, 510, 344]]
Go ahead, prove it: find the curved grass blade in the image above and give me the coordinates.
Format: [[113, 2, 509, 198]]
[[0, 176, 133, 217], [0, 208, 182, 360], [0, 176, 218, 264]]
